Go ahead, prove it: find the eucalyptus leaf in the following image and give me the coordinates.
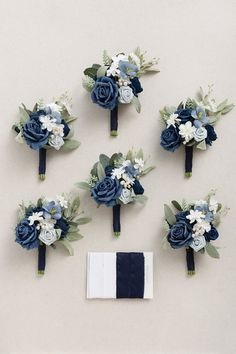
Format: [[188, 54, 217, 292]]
[[171, 200, 183, 211], [83, 67, 98, 79], [59, 238, 74, 256], [205, 242, 220, 259], [99, 154, 110, 168], [136, 148, 144, 159], [19, 106, 29, 124], [131, 96, 141, 113], [162, 220, 170, 234], [103, 50, 112, 66], [126, 150, 133, 161], [196, 140, 207, 150], [75, 181, 91, 191], [133, 195, 148, 204], [164, 204, 176, 226], [61, 139, 80, 150], [64, 116, 77, 124], [66, 232, 83, 242], [15, 132, 24, 144], [161, 236, 169, 250], [140, 166, 155, 176], [96, 66, 107, 78], [97, 162, 106, 180], [75, 217, 92, 225], [82, 75, 95, 92]]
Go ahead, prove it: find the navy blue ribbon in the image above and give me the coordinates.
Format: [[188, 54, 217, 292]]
[[38, 243, 46, 274], [113, 204, 121, 236], [39, 148, 46, 177], [116, 252, 144, 298], [110, 106, 118, 135], [186, 247, 195, 274], [185, 145, 193, 176]]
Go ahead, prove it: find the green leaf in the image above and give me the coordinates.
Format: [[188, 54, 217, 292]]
[[205, 242, 220, 259], [15, 132, 24, 144], [136, 148, 143, 159], [162, 220, 170, 234], [164, 204, 176, 226], [126, 150, 133, 161], [131, 96, 141, 113], [133, 195, 148, 204], [66, 232, 83, 242], [63, 115, 77, 124], [109, 153, 119, 166], [99, 154, 110, 168], [92, 64, 101, 70], [83, 67, 98, 79], [61, 139, 80, 150], [140, 166, 155, 176], [75, 217, 92, 225], [103, 50, 112, 66], [19, 106, 29, 124], [90, 162, 98, 177], [181, 199, 189, 211], [97, 162, 105, 180], [75, 181, 91, 191], [82, 75, 95, 92], [59, 238, 74, 255], [171, 200, 183, 211], [96, 66, 107, 78], [221, 103, 234, 114], [196, 140, 207, 150], [161, 236, 169, 250]]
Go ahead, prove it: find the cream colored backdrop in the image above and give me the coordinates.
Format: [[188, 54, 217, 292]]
[[0, 0, 236, 353]]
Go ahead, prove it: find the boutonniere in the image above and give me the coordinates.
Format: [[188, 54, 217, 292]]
[[160, 86, 234, 176], [162, 191, 228, 275], [15, 193, 91, 274], [12, 93, 80, 180], [83, 47, 159, 136], [77, 149, 154, 236]]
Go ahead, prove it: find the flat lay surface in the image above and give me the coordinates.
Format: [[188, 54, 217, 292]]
[[0, 0, 236, 353]]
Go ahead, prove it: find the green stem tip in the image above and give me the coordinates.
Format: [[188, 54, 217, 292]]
[[185, 172, 192, 178], [187, 270, 195, 276], [110, 130, 118, 137], [38, 270, 45, 275], [113, 232, 120, 237], [39, 174, 45, 181]]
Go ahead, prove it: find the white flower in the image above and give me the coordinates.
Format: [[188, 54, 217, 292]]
[[193, 127, 207, 142], [106, 54, 128, 77], [121, 173, 135, 188], [190, 235, 206, 252], [209, 196, 218, 214], [166, 113, 181, 128], [179, 121, 196, 143], [186, 209, 205, 224], [118, 86, 134, 104], [181, 98, 188, 109], [39, 115, 56, 132], [119, 188, 133, 204], [44, 103, 62, 113], [134, 158, 144, 171], [48, 135, 64, 150], [56, 195, 68, 208], [52, 124, 64, 137], [39, 228, 59, 246], [129, 52, 141, 69], [197, 99, 217, 113], [112, 166, 125, 180], [28, 211, 44, 226], [37, 218, 56, 231], [192, 221, 211, 236]]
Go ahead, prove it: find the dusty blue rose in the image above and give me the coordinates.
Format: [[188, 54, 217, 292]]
[[160, 126, 181, 152], [167, 221, 193, 249], [91, 176, 122, 207], [23, 114, 50, 150], [205, 124, 217, 145], [132, 180, 144, 195], [204, 226, 219, 242], [15, 219, 39, 250], [91, 76, 118, 110]]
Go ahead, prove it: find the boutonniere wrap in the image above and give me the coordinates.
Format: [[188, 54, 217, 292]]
[[162, 191, 228, 275], [12, 94, 80, 180], [15, 193, 91, 274], [160, 86, 234, 176], [83, 48, 159, 136], [77, 149, 154, 236]]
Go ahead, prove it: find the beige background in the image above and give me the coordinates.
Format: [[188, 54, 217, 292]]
[[0, 0, 236, 353]]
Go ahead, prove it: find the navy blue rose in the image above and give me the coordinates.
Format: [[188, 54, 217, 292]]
[[55, 217, 69, 237], [61, 119, 70, 137], [132, 180, 144, 195], [176, 211, 190, 223], [130, 77, 143, 96], [23, 117, 50, 150], [175, 109, 193, 124], [160, 126, 181, 152], [91, 76, 118, 110], [29, 110, 47, 120], [91, 176, 122, 207], [167, 221, 193, 249], [15, 219, 39, 250], [204, 226, 219, 242], [105, 165, 113, 176], [205, 124, 217, 146]]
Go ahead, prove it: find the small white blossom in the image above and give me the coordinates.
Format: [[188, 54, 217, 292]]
[[121, 173, 135, 188], [192, 221, 211, 236], [39, 228, 59, 246], [179, 121, 196, 143], [106, 54, 128, 77], [129, 52, 141, 69], [190, 235, 206, 252], [36, 219, 56, 231], [166, 113, 181, 128], [39, 115, 56, 132], [119, 188, 133, 204], [52, 124, 64, 137], [112, 166, 125, 180], [186, 209, 205, 224], [56, 195, 68, 208], [209, 196, 218, 214], [134, 158, 144, 171], [48, 135, 64, 150], [28, 211, 44, 226]]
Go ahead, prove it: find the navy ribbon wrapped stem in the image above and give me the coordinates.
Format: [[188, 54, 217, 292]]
[[39, 148, 46, 181], [186, 247, 195, 275], [38, 242, 46, 275], [116, 252, 144, 298], [185, 145, 193, 177], [110, 105, 118, 136], [113, 204, 121, 237]]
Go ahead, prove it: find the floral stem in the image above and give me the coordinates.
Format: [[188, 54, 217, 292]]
[[185, 146, 193, 177], [39, 148, 46, 180], [186, 247, 195, 276], [110, 106, 118, 136], [38, 242, 46, 275], [113, 204, 121, 236]]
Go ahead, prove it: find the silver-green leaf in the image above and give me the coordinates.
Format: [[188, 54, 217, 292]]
[[205, 242, 220, 259], [164, 204, 176, 226], [61, 139, 80, 150]]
